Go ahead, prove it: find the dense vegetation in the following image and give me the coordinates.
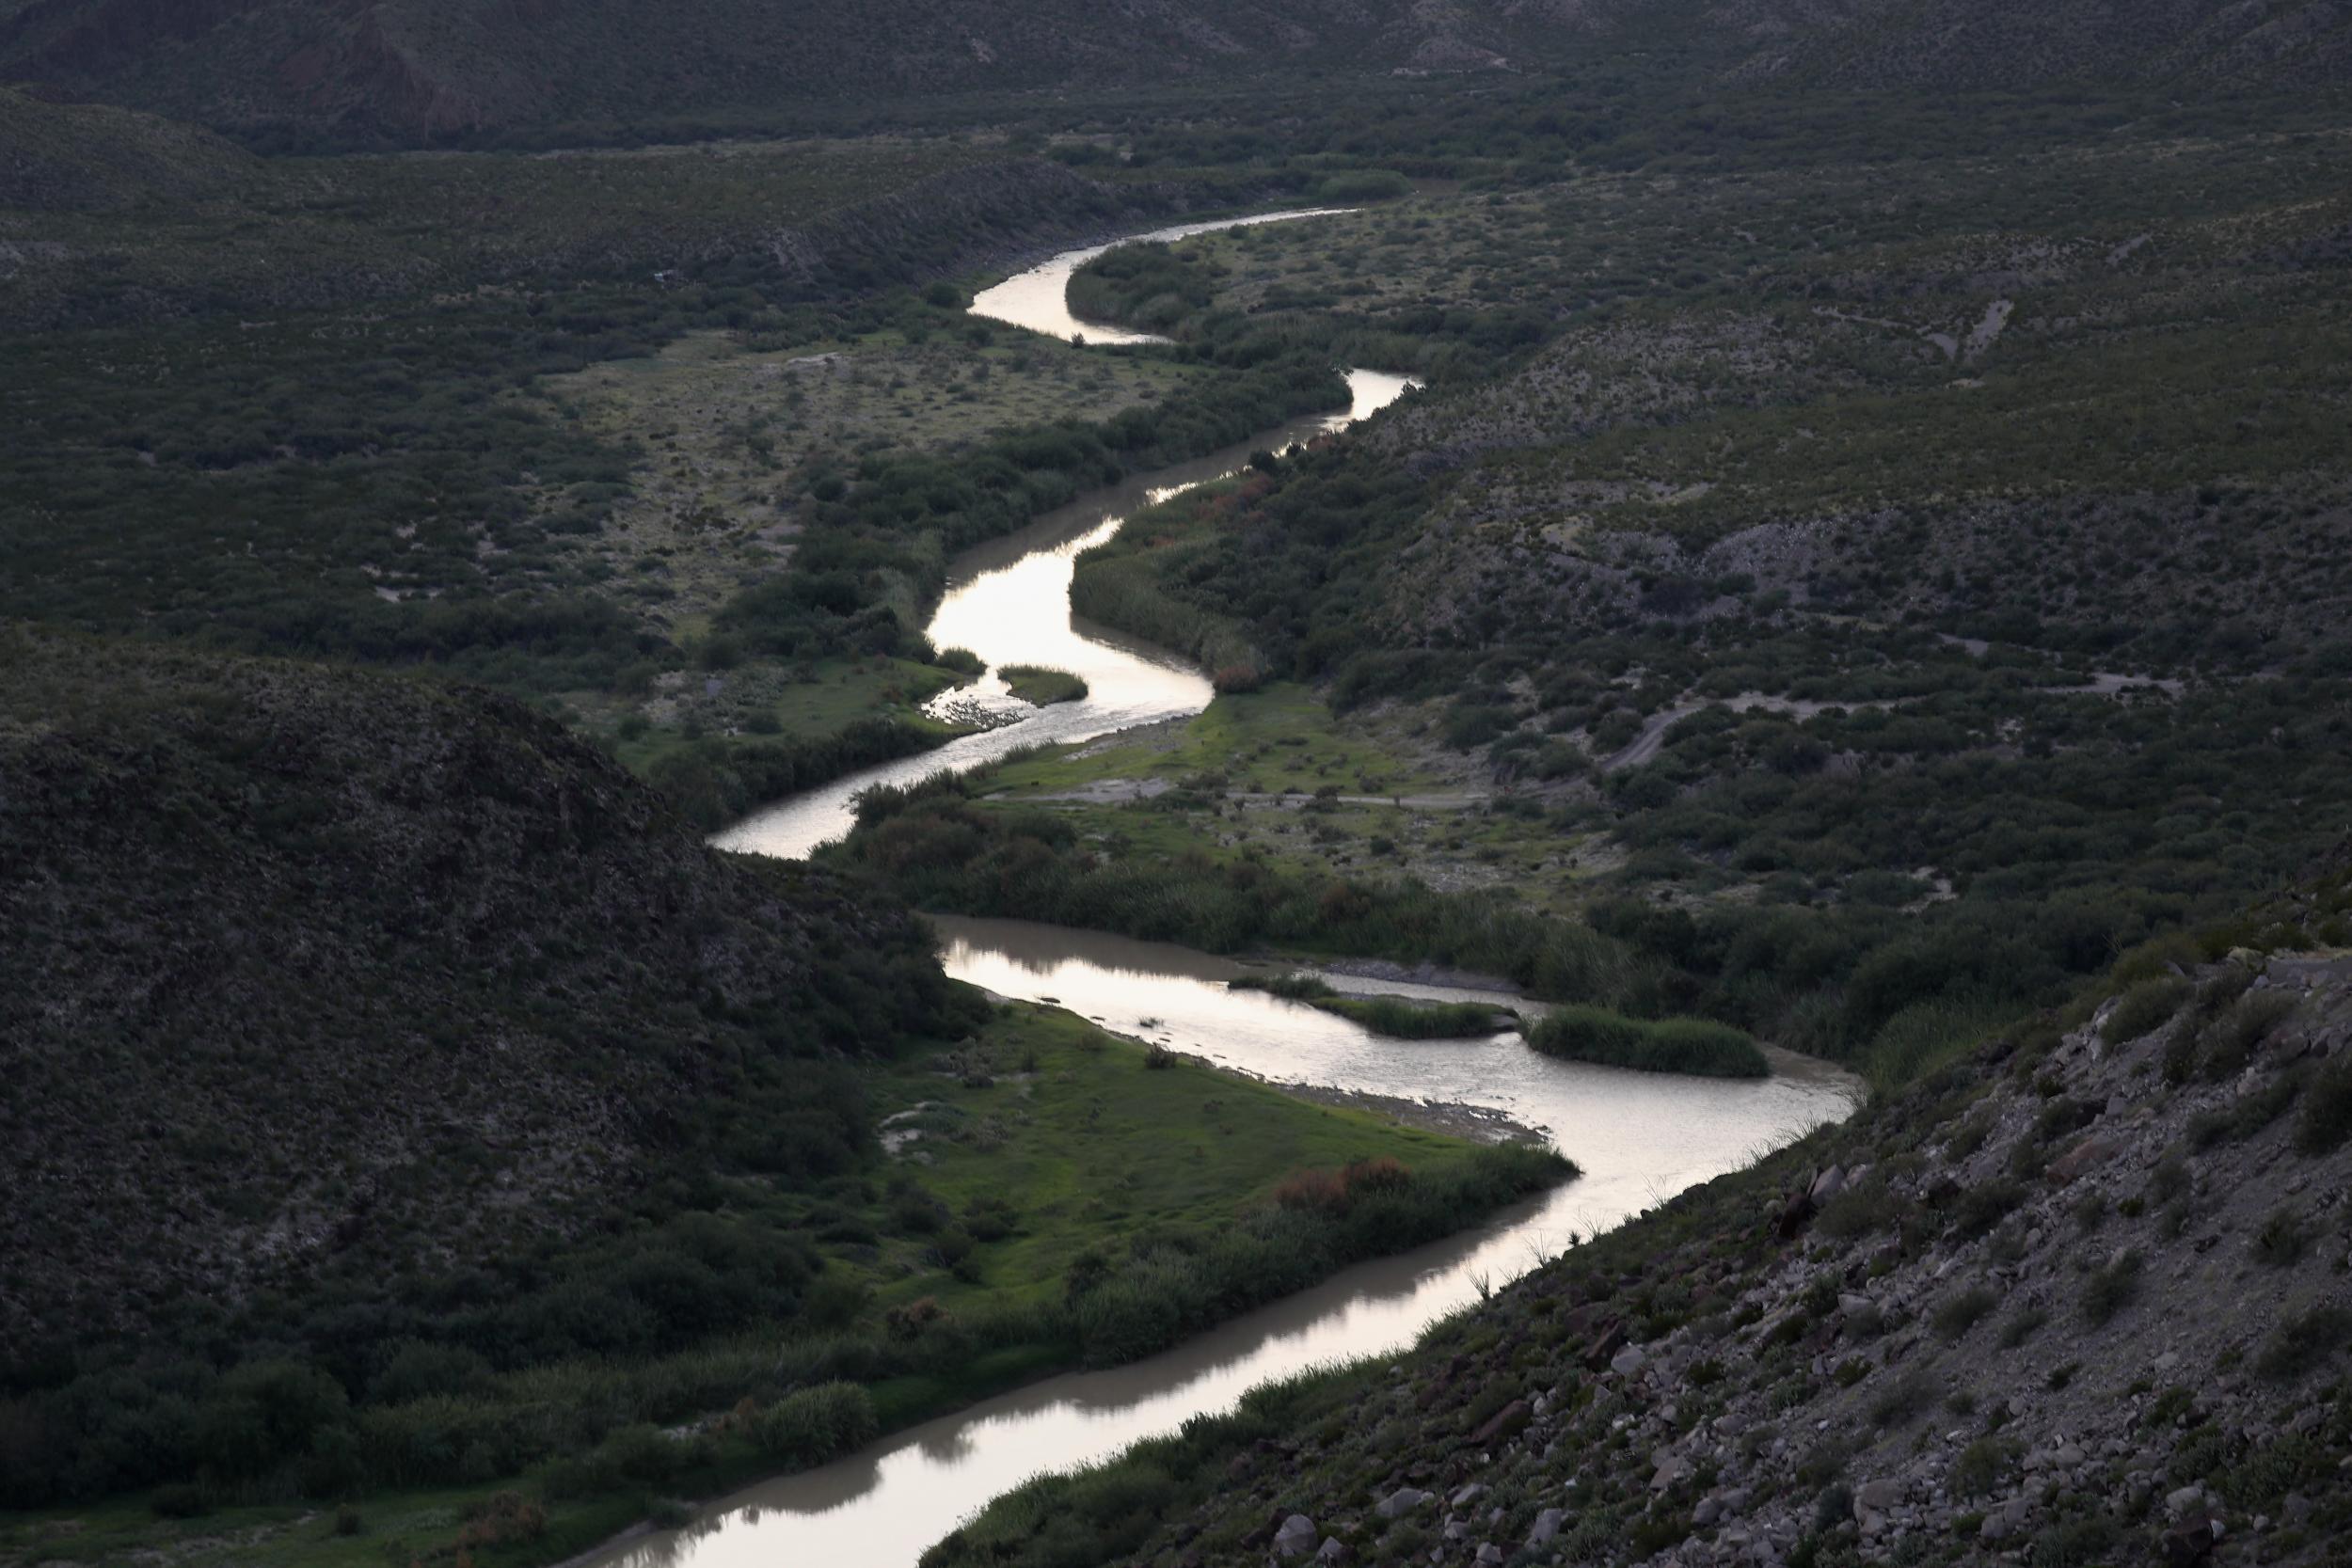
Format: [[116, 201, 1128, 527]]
[[1021, 104, 2352, 1082], [0, 628, 1565, 1560], [1527, 1007, 1769, 1078], [1229, 978, 1514, 1038], [922, 874, 2352, 1568]]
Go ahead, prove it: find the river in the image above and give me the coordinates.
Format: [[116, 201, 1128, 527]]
[[620, 214, 1858, 1568]]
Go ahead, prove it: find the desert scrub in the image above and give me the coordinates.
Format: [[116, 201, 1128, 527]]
[[2199, 989, 2296, 1079], [1527, 1006, 1769, 1078], [2081, 1251, 2143, 1326], [999, 665, 1089, 705], [1931, 1285, 1999, 1342], [2255, 1305, 2352, 1382], [2100, 977, 2190, 1045], [2294, 1057, 2352, 1155]]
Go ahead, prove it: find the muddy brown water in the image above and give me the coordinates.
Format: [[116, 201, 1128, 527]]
[[647, 219, 1858, 1568]]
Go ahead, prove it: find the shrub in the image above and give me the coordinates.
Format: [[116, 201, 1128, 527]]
[[750, 1384, 879, 1468], [2255, 1305, 2352, 1382], [151, 1482, 210, 1519], [1998, 1306, 2049, 1349], [1932, 1285, 1999, 1342], [2201, 990, 2297, 1079], [2294, 1059, 2352, 1155], [457, 1491, 548, 1550], [2082, 1251, 2143, 1326], [1953, 1436, 2021, 1498], [1527, 1006, 1768, 1077], [2251, 1208, 2310, 1267], [2101, 977, 2189, 1045]]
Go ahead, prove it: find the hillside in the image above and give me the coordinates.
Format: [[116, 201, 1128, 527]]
[[931, 888, 2352, 1566], [3, 0, 2347, 144], [0, 623, 968, 1362]]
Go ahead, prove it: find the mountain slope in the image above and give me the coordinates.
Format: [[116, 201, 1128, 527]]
[[930, 894, 2352, 1566], [4, 0, 2346, 144], [0, 624, 969, 1364]]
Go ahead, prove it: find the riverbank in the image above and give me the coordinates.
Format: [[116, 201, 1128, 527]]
[[0, 998, 1564, 1568]]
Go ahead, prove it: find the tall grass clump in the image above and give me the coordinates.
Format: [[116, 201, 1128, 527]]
[[1862, 995, 2019, 1093], [1528, 1006, 1769, 1078], [1311, 996, 1513, 1037], [2100, 976, 2190, 1045], [749, 1382, 879, 1466]]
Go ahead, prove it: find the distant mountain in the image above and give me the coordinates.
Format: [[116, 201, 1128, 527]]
[[0, 0, 1545, 143], [5, 0, 2344, 147]]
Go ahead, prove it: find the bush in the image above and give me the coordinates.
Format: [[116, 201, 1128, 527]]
[[1953, 1436, 2020, 1498], [2081, 1251, 2142, 1326], [2100, 977, 2189, 1045], [2294, 1058, 2352, 1155], [750, 1383, 879, 1468], [2250, 1208, 2308, 1268], [2201, 990, 2297, 1079], [2255, 1305, 2352, 1381], [1526, 1006, 1768, 1077], [151, 1482, 210, 1518], [1932, 1285, 1999, 1342]]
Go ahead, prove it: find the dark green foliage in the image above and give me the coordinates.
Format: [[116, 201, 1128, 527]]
[[1931, 1286, 1998, 1342], [1308, 997, 1513, 1038], [750, 1383, 880, 1466], [2080, 1252, 2143, 1326], [2295, 1059, 2352, 1155], [1229, 974, 1338, 1000], [2255, 1305, 2352, 1381], [0, 629, 986, 1509], [2101, 978, 2190, 1046], [1527, 1007, 1770, 1078], [834, 773, 1631, 1003]]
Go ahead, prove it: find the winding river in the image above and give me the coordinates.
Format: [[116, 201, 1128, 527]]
[[624, 214, 1860, 1568]]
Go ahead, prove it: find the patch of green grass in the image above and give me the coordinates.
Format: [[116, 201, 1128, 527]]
[[990, 683, 1449, 801], [858, 1004, 1510, 1313], [998, 665, 1089, 705]]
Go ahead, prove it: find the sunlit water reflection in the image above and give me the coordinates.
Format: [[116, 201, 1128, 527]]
[[578, 919, 1856, 1568]]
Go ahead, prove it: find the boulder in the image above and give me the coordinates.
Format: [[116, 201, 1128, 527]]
[[2162, 1513, 2217, 1566], [1528, 1508, 1564, 1546], [1610, 1344, 1647, 1377], [1853, 1478, 1903, 1514], [1316, 1539, 1348, 1564], [1273, 1514, 1317, 1559], [1375, 1488, 1431, 1520]]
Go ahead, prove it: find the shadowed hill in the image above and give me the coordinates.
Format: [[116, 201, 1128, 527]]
[[0, 625, 976, 1365], [6, 0, 2348, 145]]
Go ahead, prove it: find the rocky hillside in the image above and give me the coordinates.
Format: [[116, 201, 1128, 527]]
[[931, 882, 2352, 1566], [0, 625, 967, 1361], [4, 0, 2345, 145]]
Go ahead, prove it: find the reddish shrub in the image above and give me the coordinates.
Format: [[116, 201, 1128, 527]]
[[1273, 1167, 1348, 1212]]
